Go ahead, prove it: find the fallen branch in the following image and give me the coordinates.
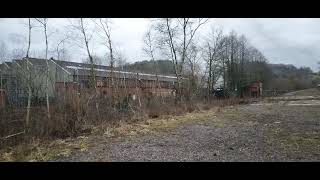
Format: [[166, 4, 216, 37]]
[[128, 103, 136, 114], [1, 131, 25, 140]]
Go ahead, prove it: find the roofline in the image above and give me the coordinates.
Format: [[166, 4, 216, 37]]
[[3, 62, 10, 68], [13, 60, 21, 68], [5, 58, 188, 80], [50, 59, 71, 75], [65, 65, 179, 79], [26, 59, 34, 66], [28, 60, 33, 66]]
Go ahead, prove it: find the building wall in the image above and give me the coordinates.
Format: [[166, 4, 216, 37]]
[[26, 60, 73, 98], [2, 59, 178, 105], [1, 59, 73, 106], [68, 74, 176, 97]]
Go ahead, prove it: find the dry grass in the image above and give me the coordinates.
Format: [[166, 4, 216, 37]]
[[100, 106, 219, 138], [0, 106, 221, 161], [0, 136, 90, 162], [0, 97, 243, 162]]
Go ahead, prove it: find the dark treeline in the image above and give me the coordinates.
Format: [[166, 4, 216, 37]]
[[122, 60, 175, 76], [268, 64, 317, 91], [200, 30, 271, 98], [123, 59, 317, 94]]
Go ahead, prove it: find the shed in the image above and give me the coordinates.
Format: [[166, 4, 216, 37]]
[[243, 81, 263, 98]]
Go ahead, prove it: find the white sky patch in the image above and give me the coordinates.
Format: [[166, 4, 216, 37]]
[[0, 18, 319, 71]]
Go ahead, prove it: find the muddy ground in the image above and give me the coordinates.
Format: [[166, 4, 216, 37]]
[[54, 88, 320, 162]]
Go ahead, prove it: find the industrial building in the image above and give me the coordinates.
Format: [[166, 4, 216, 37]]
[[0, 58, 180, 108]]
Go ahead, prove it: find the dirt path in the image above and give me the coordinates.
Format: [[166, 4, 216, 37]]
[[54, 89, 320, 162]]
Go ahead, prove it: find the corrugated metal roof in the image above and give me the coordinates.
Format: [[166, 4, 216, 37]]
[[21, 58, 47, 66], [0, 62, 13, 74], [68, 66, 178, 82], [3, 58, 185, 82], [53, 59, 111, 70]]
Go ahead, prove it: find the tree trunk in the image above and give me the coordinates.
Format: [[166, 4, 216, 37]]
[[25, 19, 32, 130], [80, 18, 100, 121], [135, 73, 141, 107], [208, 47, 213, 99], [26, 59, 32, 129], [230, 38, 234, 92], [26, 18, 31, 58], [240, 44, 245, 97], [44, 22, 51, 121], [165, 18, 180, 103], [98, 18, 115, 102], [108, 37, 115, 96]]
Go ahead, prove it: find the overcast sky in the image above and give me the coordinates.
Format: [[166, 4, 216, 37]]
[[0, 18, 319, 71]]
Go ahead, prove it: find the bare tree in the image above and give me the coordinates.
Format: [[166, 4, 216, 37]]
[[152, 18, 209, 102], [56, 36, 69, 60], [143, 28, 162, 92], [185, 43, 202, 99], [10, 49, 25, 59], [35, 18, 51, 120], [35, 19, 49, 59], [205, 30, 271, 97], [94, 18, 116, 97], [202, 27, 225, 97], [69, 18, 100, 120], [0, 41, 7, 63], [0, 41, 6, 106], [117, 51, 129, 96], [79, 19, 95, 84], [238, 35, 248, 97], [82, 55, 103, 65], [26, 19, 32, 58], [25, 18, 34, 129]]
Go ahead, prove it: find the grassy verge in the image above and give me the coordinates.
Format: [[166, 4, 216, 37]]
[[105, 107, 220, 137], [0, 136, 90, 161], [0, 106, 222, 162]]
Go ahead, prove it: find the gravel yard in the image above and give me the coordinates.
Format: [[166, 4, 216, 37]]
[[54, 89, 320, 162]]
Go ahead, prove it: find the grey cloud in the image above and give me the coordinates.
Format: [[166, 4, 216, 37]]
[[0, 18, 319, 71]]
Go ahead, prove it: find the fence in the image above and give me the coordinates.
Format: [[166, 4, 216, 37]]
[[262, 90, 290, 97]]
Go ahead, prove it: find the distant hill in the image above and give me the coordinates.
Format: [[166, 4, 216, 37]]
[[120, 60, 319, 91], [268, 63, 313, 78], [123, 61, 315, 78], [122, 60, 175, 76], [267, 63, 318, 90]]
